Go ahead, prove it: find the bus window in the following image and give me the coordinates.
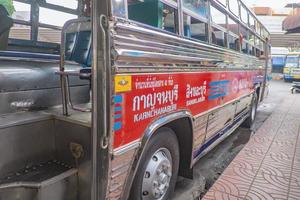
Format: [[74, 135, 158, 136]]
[[112, 0, 127, 18], [128, 0, 178, 34], [210, 5, 226, 28], [12, 1, 31, 22], [256, 22, 261, 36], [241, 41, 248, 54], [228, 17, 239, 51], [211, 27, 226, 47], [183, 14, 208, 42], [240, 6, 248, 24], [248, 33, 255, 56], [39, 7, 76, 27], [44, 0, 78, 9], [249, 14, 255, 31], [229, 0, 239, 16], [249, 45, 255, 56], [182, 0, 208, 19], [210, 5, 226, 47], [9, 1, 31, 40], [249, 32, 255, 46], [240, 25, 248, 54], [228, 34, 239, 51], [285, 56, 299, 68]]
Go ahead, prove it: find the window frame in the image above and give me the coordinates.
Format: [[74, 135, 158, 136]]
[[127, 0, 180, 35], [182, 0, 209, 24], [183, 13, 209, 42], [10, 0, 79, 44], [240, 5, 248, 25]]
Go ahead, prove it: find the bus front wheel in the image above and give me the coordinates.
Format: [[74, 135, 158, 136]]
[[129, 127, 179, 200]]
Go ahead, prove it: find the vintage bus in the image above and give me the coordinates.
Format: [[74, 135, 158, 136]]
[[283, 52, 300, 82], [0, 0, 270, 199]]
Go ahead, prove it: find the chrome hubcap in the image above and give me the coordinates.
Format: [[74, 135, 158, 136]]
[[142, 148, 172, 200]]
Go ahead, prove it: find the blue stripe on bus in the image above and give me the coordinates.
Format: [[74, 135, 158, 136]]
[[209, 80, 230, 86], [114, 122, 122, 131], [114, 95, 123, 104], [193, 111, 248, 159], [114, 114, 122, 120], [114, 106, 122, 112]]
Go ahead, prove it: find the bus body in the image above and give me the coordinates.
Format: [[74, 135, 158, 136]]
[[0, 0, 270, 199], [283, 52, 300, 81]]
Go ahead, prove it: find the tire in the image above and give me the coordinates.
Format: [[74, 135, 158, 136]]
[[129, 127, 179, 200], [242, 93, 258, 128]]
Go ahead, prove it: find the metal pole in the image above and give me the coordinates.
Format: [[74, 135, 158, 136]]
[[91, 0, 112, 199], [30, 1, 39, 42]]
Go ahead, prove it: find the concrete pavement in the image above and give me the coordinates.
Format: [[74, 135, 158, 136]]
[[203, 81, 300, 199]]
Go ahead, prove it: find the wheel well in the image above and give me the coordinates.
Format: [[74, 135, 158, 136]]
[[163, 117, 193, 179]]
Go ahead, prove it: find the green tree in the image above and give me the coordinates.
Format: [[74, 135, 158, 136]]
[[0, 0, 15, 16]]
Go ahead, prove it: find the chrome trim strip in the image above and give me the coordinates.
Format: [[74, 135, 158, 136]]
[[192, 110, 249, 165], [112, 22, 265, 67], [193, 92, 253, 119], [113, 139, 141, 156]]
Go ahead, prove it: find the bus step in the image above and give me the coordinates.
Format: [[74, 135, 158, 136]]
[[0, 160, 78, 200]]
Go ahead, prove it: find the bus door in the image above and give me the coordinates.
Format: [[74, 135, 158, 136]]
[[90, 0, 112, 199]]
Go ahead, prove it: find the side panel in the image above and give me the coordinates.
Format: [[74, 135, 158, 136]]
[[113, 70, 262, 149]]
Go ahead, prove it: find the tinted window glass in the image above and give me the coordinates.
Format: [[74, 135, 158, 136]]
[[229, 0, 239, 16], [228, 34, 239, 51], [183, 0, 208, 18], [128, 1, 178, 33], [184, 14, 208, 42], [211, 27, 225, 47]]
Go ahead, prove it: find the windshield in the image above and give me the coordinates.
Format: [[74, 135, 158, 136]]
[[285, 56, 299, 68]]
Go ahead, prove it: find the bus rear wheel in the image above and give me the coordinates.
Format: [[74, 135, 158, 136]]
[[242, 93, 258, 128], [129, 127, 179, 200]]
